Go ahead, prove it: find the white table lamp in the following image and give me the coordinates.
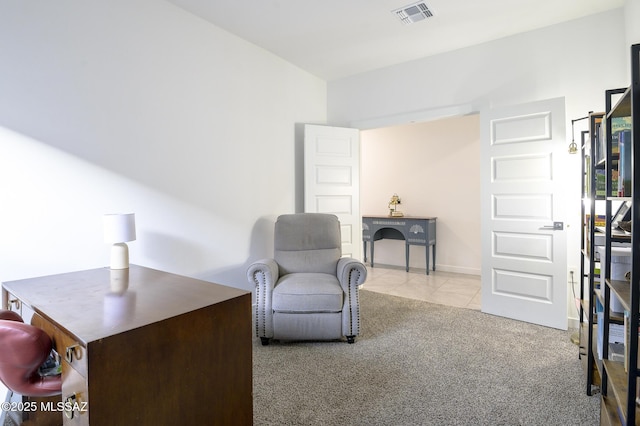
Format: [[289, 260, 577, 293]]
[[103, 213, 136, 269]]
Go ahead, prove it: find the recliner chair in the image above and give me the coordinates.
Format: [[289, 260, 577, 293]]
[[248, 213, 367, 345]]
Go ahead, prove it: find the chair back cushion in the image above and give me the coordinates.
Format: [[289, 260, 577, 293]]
[[274, 213, 341, 275]]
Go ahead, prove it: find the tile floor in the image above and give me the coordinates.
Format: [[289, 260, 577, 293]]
[[361, 265, 481, 310]]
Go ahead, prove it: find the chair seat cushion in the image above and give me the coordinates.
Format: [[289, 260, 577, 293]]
[[272, 273, 343, 313]]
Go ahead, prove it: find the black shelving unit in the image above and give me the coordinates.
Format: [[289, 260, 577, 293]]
[[598, 43, 640, 426], [581, 111, 605, 397]]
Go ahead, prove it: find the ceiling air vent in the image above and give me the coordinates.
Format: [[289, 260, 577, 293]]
[[393, 2, 434, 25]]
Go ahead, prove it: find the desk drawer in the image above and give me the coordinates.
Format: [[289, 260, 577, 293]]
[[32, 313, 89, 425], [31, 313, 88, 377], [3, 291, 22, 316], [61, 361, 89, 425]]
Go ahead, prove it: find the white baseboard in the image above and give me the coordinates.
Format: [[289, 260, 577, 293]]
[[367, 262, 480, 276], [567, 317, 580, 330], [434, 264, 481, 276]]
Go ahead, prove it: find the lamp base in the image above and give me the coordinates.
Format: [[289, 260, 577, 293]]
[[110, 242, 130, 269], [109, 269, 130, 293]]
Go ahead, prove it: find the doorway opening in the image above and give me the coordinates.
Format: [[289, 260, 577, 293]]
[[359, 114, 481, 276]]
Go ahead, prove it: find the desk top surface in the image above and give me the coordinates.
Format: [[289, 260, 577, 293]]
[[2, 265, 249, 344]]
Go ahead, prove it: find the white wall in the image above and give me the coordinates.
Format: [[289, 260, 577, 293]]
[[624, 0, 640, 79], [0, 0, 326, 290], [626, 0, 640, 47], [361, 115, 481, 274], [328, 9, 627, 127]]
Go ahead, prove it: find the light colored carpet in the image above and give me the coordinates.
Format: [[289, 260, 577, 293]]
[[253, 289, 599, 425]]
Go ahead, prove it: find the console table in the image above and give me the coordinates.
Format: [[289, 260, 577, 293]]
[[1, 265, 252, 425], [362, 215, 437, 275]]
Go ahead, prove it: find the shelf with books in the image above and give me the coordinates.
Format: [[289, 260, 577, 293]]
[[605, 88, 630, 199], [597, 43, 640, 426], [610, 93, 632, 198]]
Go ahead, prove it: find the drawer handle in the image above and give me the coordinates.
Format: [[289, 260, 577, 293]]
[[63, 394, 76, 419], [8, 299, 20, 310], [65, 344, 80, 363]]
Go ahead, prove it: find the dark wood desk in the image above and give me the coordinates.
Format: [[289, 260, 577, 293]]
[[2, 265, 252, 425], [362, 215, 437, 275]]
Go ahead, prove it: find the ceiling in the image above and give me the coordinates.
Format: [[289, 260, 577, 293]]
[[167, 0, 624, 81]]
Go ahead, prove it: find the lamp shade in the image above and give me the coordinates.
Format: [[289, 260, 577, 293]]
[[103, 213, 136, 244]]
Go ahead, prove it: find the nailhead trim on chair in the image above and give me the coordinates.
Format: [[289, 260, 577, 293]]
[[253, 271, 265, 338], [347, 268, 361, 337]]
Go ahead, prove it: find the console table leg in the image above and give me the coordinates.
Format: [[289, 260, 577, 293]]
[[405, 243, 410, 272], [432, 244, 436, 271], [425, 245, 429, 275], [370, 241, 375, 267]]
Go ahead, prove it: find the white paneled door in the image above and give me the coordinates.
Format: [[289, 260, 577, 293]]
[[480, 97, 567, 330], [304, 124, 361, 260]]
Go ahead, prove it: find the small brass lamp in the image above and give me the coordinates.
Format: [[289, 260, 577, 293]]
[[388, 194, 403, 217]]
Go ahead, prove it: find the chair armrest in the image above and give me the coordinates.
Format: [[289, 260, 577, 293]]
[[247, 259, 280, 339], [336, 257, 367, 290], [247, 258, 279, 290], [336, 258, 367, 338]]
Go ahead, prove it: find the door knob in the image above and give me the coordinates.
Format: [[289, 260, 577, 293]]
[[540, 222, 564, 230]]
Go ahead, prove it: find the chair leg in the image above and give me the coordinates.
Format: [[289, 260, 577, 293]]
[[260, 337, 270, 346], [347, 335, 355, 344]]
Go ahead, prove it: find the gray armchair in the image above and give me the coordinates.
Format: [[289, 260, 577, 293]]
[[248, 213, 367, 345]]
